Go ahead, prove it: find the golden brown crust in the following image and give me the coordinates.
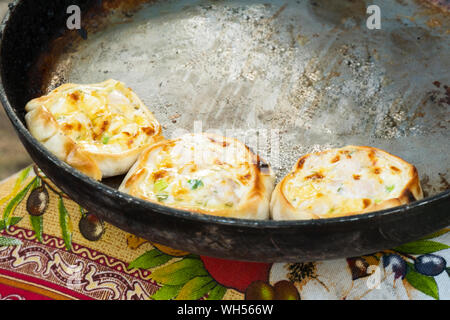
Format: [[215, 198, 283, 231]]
[[271, 146, 424, 220]]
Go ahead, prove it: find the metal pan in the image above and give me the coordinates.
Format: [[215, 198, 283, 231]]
[[0, 0, 449, 262]]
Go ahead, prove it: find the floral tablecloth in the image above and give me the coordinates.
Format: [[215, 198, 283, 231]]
[[0, 166, 448, 300]]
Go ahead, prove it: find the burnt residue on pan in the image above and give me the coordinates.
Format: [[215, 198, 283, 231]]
[[27, 0, 157, 98], [9, 0, 450, 197], [420, 0, 450, 13]]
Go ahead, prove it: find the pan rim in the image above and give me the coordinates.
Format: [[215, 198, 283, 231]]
[[0, 1, 448, 231]]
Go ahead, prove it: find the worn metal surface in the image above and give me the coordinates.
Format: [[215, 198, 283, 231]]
[[36, 0, 450, 196]]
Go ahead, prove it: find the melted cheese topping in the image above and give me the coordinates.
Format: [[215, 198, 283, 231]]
[[282, 146, 413, 218], [126, 134, 257, 212], [27, 79, 160, 154]]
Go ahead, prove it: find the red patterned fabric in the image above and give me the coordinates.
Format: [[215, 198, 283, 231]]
[[0, 167, 449, 300]]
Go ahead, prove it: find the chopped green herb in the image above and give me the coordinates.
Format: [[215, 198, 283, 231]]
[[225, 202, 234, 208], [337, 186, 343, 193], [102, 135, 110, 144], [154, 179, 168, 193], [386, 185, 395, 193], [188, 179, 204, 190], [375, 199, 382, 204]]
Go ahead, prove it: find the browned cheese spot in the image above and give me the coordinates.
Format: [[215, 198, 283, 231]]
[[62, 123, 74, 131], [101, 120, 109, 131], [238, 173, 252, 185], [340, 150, 352, 159], [173, 187, 188, 197], [368, 150, 377, 165], [208, 137, 229, 147], [69, 91, 81, 102], [92, 120, 110, 140], [152, 170, 168, 181], [214, 159, 224, 166], [362, 199, 372, 209], [390, 166, 401, 173], [331, 155, 341, 163], [141, 126, 155, 136], [305, 172, 325, 180], [297, 158, 306, 170]]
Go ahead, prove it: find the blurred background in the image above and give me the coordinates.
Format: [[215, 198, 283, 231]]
[[0, 0, 31, 180]]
